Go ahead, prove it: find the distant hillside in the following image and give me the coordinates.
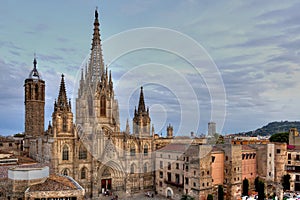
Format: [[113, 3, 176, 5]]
[[237, 121, 300, 136]]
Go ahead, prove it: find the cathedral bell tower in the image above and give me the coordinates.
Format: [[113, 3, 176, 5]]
[[133, 87, 151, 137], [24, 57, 45, 138]]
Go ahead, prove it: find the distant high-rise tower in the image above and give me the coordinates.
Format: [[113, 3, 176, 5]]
[[167, 124, 173, 138], [133, 87, 151, 137], [208, 121, 216, 136], [24, 57, 45, 137]]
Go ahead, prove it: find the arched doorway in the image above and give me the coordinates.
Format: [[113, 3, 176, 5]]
[[166, 187, 173, 199], [101, 168, 112, 193], [97, 161, 125, 195]]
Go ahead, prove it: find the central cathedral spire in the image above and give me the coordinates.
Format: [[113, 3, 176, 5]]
[[88, 8, 105, 84], [76, 8, 120, 132]]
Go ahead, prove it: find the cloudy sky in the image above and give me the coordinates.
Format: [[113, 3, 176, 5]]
[[1, 0, 300, 136]]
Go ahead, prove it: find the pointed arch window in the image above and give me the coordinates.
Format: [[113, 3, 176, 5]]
[[41, 86, 44, 100], [79, 145, 87, 160], [62, 145, 69, 160], [62, 168, 69, 176], [130, 144, 136, 157], [81, 168, 87, 179], [130, 164, 135, 174], [88, 96, 93, 117], [100, 95, 106, 116], [144, 144, 148, 156], [62, 115, 67, 132], [28, 85, 32, 100], [144, 163, 148, 173], [35, 84, 39, 100]]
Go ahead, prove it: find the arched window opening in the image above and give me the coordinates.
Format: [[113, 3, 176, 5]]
[[130, 144, 136, 157], [81, 168, 86, 179], [62, 145, 69, 160], [62, 168, 69, 176], [144, 144, 148, 156], [79, 145, 87, 160], [28, 85, 32, 100], [144, 163, 148, 173], [88, 96, 93, 117], [62, 115, 67, 132], [35, 84, 39, 100], [130, 164, 135, 174], [100, 95, 106, 116]]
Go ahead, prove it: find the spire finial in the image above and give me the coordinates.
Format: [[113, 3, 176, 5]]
[[33, 53, 37, 68], [33, 53, 37, 69], [29, 54, 41, 79], [95, 7, 99, 19]]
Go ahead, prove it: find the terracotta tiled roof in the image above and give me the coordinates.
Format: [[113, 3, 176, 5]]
[[28, 175, 78, 192]]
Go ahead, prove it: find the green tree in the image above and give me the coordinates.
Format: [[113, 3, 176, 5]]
[[282, 174, 291, 191], [207, 194, 213, 200], [13, 133, 24, 137], [254, 177, 259, 192], [181, 194, 195, 200], [242, 178, 249, 196], [269, 132, 289, 143], [218, 185, 224, 200], [257, 180, 265, 200]]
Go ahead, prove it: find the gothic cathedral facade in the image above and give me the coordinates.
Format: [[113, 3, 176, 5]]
[[24, 9, 155, 198]]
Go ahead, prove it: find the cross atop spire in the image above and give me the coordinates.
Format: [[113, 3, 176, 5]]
[[138, 86, 146, 113]]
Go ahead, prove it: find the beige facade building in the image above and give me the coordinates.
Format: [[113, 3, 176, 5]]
[[155, 144, 214, 200], [286, 128, 300, 192]]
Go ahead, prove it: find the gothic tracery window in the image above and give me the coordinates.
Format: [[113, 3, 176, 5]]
[[130, 163, 135, 174], [81, 167, 86, 179], [144, 163, 148, 173], [130, 144, 136, 157], [62, 168, 69, 176], [62, 145, 69, 160], [62, 115, 67, 132], [144, 144, 148, 156], [79, 145, 87, 160], [88, 96, 93, 117], [100, 95, 106, 116]]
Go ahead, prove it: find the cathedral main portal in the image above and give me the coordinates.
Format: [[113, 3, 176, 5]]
[[100, 168, 112, 193], [97, 162, 125, 196]]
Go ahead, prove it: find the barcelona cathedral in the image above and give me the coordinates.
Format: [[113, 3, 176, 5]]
[[23, 9, 177, 198]]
